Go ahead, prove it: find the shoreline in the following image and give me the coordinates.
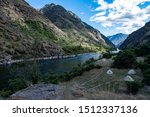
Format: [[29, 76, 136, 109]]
[[0, 52, 102, 66], [0, 55, 76, 65]]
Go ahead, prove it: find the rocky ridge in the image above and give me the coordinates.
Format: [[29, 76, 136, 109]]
[[40, 4, 115, 50], [120, 21, 150, 49]]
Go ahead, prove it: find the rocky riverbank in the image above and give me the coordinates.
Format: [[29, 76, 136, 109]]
[[9, 83, 64, 100], [0, 54, 78, 65], [0, 53, 103, 66]]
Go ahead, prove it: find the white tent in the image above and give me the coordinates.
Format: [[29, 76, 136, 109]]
[[124, 75, 134, 82], [128, 69, 136, 75], [107, 69, 113, 75]]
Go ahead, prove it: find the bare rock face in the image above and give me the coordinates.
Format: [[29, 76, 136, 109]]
[[10, 83, 64, 100], [71, 86, 86, 98]]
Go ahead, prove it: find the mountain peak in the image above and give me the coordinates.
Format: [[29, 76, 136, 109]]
[[41, 3, 81, 21], [108, 33, 128, 47], [42, 3, 66, 13], [40, 3, 115, 49]]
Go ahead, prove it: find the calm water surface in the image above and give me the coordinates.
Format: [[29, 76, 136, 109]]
[[0, 53, 101, 89]]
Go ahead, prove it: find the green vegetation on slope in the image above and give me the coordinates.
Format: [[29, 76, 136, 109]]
[[134, 44, 150, 56], [12, 20, 106, 56], [139, 55, 150, 85], [112, 50, 137, 69], [10, 20, 58, 46]]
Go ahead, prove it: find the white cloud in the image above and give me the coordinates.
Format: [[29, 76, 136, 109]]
[[90, 0, 150, 34]]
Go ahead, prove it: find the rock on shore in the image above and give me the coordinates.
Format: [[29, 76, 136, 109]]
[[9, 83, 64, 100]]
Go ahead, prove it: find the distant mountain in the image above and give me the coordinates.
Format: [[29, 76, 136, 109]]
[[108, 33, 128, 47], [120, 21, 150, 49], [40, 4, 115, 51]]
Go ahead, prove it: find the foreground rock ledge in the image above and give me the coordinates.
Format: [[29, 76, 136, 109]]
[[9, 83, 64, 100]]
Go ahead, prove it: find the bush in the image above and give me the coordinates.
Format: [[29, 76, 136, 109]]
[[142, 68, 150, 86], [31, 62, 41, 84], [0, 89, 11, 98], [126, 81, 141, 95], [140, 55, 150, 85], [113, 50, 136, 68], [134, 44, 150, 56], [0, 78, 28, 98], [94, 64, 102, 69], [8, 78, 28, 93], [103, 52, 112, 59], [44, 74, 59, 84]]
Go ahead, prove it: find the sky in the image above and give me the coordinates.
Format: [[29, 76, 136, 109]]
[[25, 0, 150, 36]]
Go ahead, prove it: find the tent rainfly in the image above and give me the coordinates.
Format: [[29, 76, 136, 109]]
[[107, 69, 113, 75], [124, 75, 134, 82], [128, 69, 136, 75]]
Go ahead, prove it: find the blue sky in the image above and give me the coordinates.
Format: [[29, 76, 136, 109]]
[[25, 0, 150, 36]]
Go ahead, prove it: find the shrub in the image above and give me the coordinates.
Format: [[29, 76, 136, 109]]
[[0, 78, 28, 98], [126, 81, 141, 95], [103, 52, 112, 59], [134, 44, 150, 56], [0, 89, 11, 98], [94, 64, 102, 69], [140, 55, 150, 86], [31, 62, 41, 84], [8, 78, 28, 93], [44, 74, 59, 84], [142, 68, 150, 85], [113, 50, 136, 68], [84, 58, 95, 65]]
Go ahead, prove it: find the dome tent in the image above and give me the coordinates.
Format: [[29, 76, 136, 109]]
[[106, 69, 113, 75], [128, 69, 136, 75], [124, 75, 134, 82]]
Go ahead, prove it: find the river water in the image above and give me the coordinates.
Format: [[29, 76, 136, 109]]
[[0, 53, 101, 89]]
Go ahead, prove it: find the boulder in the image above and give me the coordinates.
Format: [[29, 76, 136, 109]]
[[124, 75, 134, 82], [71, 86, 86, 98], [128, 69, 136, 75], [9, 83, 64, 100]]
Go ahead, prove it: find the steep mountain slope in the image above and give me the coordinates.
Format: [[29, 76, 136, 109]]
[[120, 21, 150, 49], [108, 33, 128, 47], [0, 0, 65, 60], [0, 0, 114, 61], [40, 4, 115, 53]]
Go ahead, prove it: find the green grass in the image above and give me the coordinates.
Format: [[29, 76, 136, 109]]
[[23, 20, 58, 42]]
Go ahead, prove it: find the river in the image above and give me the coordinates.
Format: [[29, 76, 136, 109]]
[[0, 53, 101, 89]]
